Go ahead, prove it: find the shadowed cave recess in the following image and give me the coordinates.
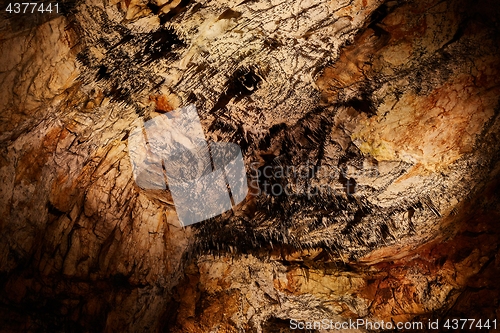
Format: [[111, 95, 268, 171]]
[[0, 0, 500, 331]]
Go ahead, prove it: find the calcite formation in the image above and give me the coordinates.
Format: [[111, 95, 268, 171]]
[[0, 0, 499, 331]]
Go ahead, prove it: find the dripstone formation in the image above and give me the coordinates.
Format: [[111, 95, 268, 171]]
[[1, 0, 499, 331]]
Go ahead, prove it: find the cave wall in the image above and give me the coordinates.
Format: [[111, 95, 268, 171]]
[[0, 0, 499, 332]]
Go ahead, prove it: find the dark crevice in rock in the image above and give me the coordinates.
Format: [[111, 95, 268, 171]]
[[159, 0, 195, 24], [210, 67, 263, 113]]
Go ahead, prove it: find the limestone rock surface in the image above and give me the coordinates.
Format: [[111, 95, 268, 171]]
[[0, 0, 499, 332]]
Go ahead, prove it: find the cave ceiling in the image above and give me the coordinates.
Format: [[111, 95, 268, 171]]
[[0, 0, 499, 332]]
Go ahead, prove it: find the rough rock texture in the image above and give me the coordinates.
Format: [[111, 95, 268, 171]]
[[0, 0, 499, 332]]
